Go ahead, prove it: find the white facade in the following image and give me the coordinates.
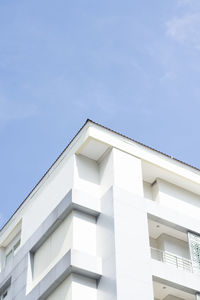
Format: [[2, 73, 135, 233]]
[[0, 119, 200, 300]]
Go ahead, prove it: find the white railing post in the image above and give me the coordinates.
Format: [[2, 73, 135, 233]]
[[196, 293, 200, 300], [150, 247, 194, 274], [176, 256, 178, 269]]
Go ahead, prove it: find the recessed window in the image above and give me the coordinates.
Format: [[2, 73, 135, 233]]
[[0, 221, 22, 271], [5, 238, 21, 267], [0, 290, 8, 299], [13, 239, 20, 253], [5, 251, 12, 266]]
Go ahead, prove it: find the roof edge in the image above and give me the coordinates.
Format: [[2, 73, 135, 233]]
[[1, 118, 200, 233], [87, 119, 200, 173], [0, 119, 91, 233]]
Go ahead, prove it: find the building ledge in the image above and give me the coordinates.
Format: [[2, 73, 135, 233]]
[[26, 249, 102, 300], [151, 258, 200, 294]]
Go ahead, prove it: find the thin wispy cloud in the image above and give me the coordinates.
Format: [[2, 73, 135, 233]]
[[176, 0, 200, 8], [177, 0, 193, 6], [166, 13, 200, 49], [1, 0, 200, 228], [160, 71, 176, 83]]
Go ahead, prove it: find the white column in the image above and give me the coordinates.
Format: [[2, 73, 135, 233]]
[[99, 148, 154, 300], [112, 147, 144, 195], [0, 247, 4, 272]]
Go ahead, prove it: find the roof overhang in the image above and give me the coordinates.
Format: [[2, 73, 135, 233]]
[[1, 119, 200, 235]]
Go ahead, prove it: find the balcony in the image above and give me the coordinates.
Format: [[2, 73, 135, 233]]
[[148, 218, 200, 299], [153, 280, 196, 300], [147, 218, 200, 276], [150, 247, 199, 274]]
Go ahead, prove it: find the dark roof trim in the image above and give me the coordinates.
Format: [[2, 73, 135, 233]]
[[1, 118, 200, 232], [0, 119, 89, 232], [88, 119, 200, 172]]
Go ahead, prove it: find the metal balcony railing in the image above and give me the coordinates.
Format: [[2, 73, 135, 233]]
[[150, 247, 200, 274]]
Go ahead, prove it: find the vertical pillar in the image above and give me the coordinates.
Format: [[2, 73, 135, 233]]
[[0, 247, 4, 272], [111, 148, 154, 300]]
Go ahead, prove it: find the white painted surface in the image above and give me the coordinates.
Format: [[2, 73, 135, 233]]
[[33, 210, 97, 286], [72, 274, 97, 300], [2, 121, 200, 300], [148, 219, 188, 242], [97, 188, 117, 300], [151, 258, 200, 293], [157, 234, 190, 259], [153, 281, 195, 300], [22, 155, 75, 245], [74, 154, 100, 197], [46, 275, 72, 300], [3, 120, 200, 249], [99, 148, 153, 299], [113, 187, 154, 300], [112, 148, 144, 196], [72, 189, 100, 213], [99, 148, 144, 196], [147, 195, 200, 238], [164, 296, 185, 300], [87, 123, 200, 193], [0, 248, 4, 272], [99, 149, 114, 196], [153, 179, 200, 219], [46, 274, 97, 300], [143, 181, 153, 200], [71, 248, 102, 276], [33, 212, 73, 284], [79, 138, 109, 161], [73, 211, 96, 256]]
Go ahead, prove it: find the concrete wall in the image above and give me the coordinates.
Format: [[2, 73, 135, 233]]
[[99, 148, 144, 196], [74, 154, 100, 197], [33, 212, 73, 285], [72, 274, 97, 300], [97, 189, 117, 300], [73, 211, 96, 256], [45, 273, 97, 300], [46, 275, 72, 300], [98, 148, 154, 300], [157, 234, 190, 259], [22, 155, 75, 245], [152, 179, 200, 220], [150, 237, 158, 249], [0, 222, 22, 272], [151, 258, 200, 293], [33, 210, 97, 287], [163, 296, 184, 300], [0, 189, 101, 300], [143, 181, 153, 200], [3, 121, 200, 300]]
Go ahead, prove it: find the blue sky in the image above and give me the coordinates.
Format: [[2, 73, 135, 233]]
[[1, 0, 200, 226]]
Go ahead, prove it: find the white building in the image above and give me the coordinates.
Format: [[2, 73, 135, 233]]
[[0, 119, 200, 300]]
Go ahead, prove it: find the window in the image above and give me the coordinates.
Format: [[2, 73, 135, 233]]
[[0, 221, 22, 272], [5, 251, 12, 266], [5, 239, 21, 267], [0, 290, 8, 299], [13, 239, 20, 253], [188, 232, 200, 272], [2, 291, 7, 299]]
